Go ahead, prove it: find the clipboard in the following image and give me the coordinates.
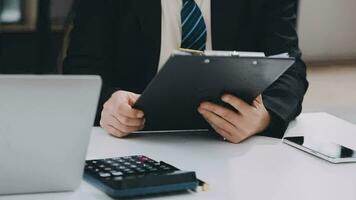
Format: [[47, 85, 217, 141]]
[[134, 53, 295, 131]]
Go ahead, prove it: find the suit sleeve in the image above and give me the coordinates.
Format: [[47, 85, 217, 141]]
[[63, 0, 119, 124], [257, 0, 309, 138]]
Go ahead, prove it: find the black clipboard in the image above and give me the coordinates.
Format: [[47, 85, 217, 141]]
[[134, 54, 295, 131]]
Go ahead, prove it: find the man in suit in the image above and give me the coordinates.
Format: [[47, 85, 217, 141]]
[[64, 0, 308, 143]]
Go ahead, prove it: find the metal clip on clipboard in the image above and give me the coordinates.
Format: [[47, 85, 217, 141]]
[[176, 48, 290, 58]]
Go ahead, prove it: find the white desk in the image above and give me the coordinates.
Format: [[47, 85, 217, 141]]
[[1, 113, 356, 200]]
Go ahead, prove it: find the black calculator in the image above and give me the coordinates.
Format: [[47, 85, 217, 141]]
[[84, 155, 199, 198]]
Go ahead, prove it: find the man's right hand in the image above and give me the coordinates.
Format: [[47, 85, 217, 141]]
[[100, 90, 145, 138]]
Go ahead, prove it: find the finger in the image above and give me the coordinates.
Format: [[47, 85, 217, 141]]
[[117, 103, 144, 119], [199, 107, 249, 143], [127, 92, 141, 106], [222, 94, 251, 114], [253, 95, 264, 108], [115, 121, 143, 134], [210, 123, 232, 140], [256, 95, 263, 103], [105, 115, 143, 134], [114, 114, 145, 127], [101, 123, 128, 138], [198, 108, 238, 136], [207, 118, 243, 144], [199, 102, 241, 124]]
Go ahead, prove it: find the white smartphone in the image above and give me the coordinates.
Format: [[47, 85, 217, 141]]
[[283, 136, 356, 164]]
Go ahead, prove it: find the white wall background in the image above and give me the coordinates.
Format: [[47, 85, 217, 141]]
[[298, 0, 356, 61]]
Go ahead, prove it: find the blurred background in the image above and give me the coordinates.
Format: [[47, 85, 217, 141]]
[[0, 0, 355, 123]]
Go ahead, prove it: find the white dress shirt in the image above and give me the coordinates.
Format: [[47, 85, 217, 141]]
[[158, 0, 212, 71]]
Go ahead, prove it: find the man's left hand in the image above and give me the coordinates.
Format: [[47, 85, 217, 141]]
[[198, 94, 271, 144]]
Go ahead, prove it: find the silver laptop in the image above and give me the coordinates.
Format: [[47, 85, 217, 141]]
[[0, 75, 102, 195]]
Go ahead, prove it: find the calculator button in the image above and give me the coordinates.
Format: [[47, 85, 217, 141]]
[[104, 168, 112, 171], [111, 171, 123, 176], [99, 172, 111, 178], [99, 165, 105, 168]]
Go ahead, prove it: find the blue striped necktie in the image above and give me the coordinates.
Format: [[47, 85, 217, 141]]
[[180, 0, 207, 51]]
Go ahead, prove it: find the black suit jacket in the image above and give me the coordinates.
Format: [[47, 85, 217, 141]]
[[63, 0, 308, 138]]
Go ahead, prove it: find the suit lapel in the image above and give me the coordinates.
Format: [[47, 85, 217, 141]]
[[132, 0, 162, 80]]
